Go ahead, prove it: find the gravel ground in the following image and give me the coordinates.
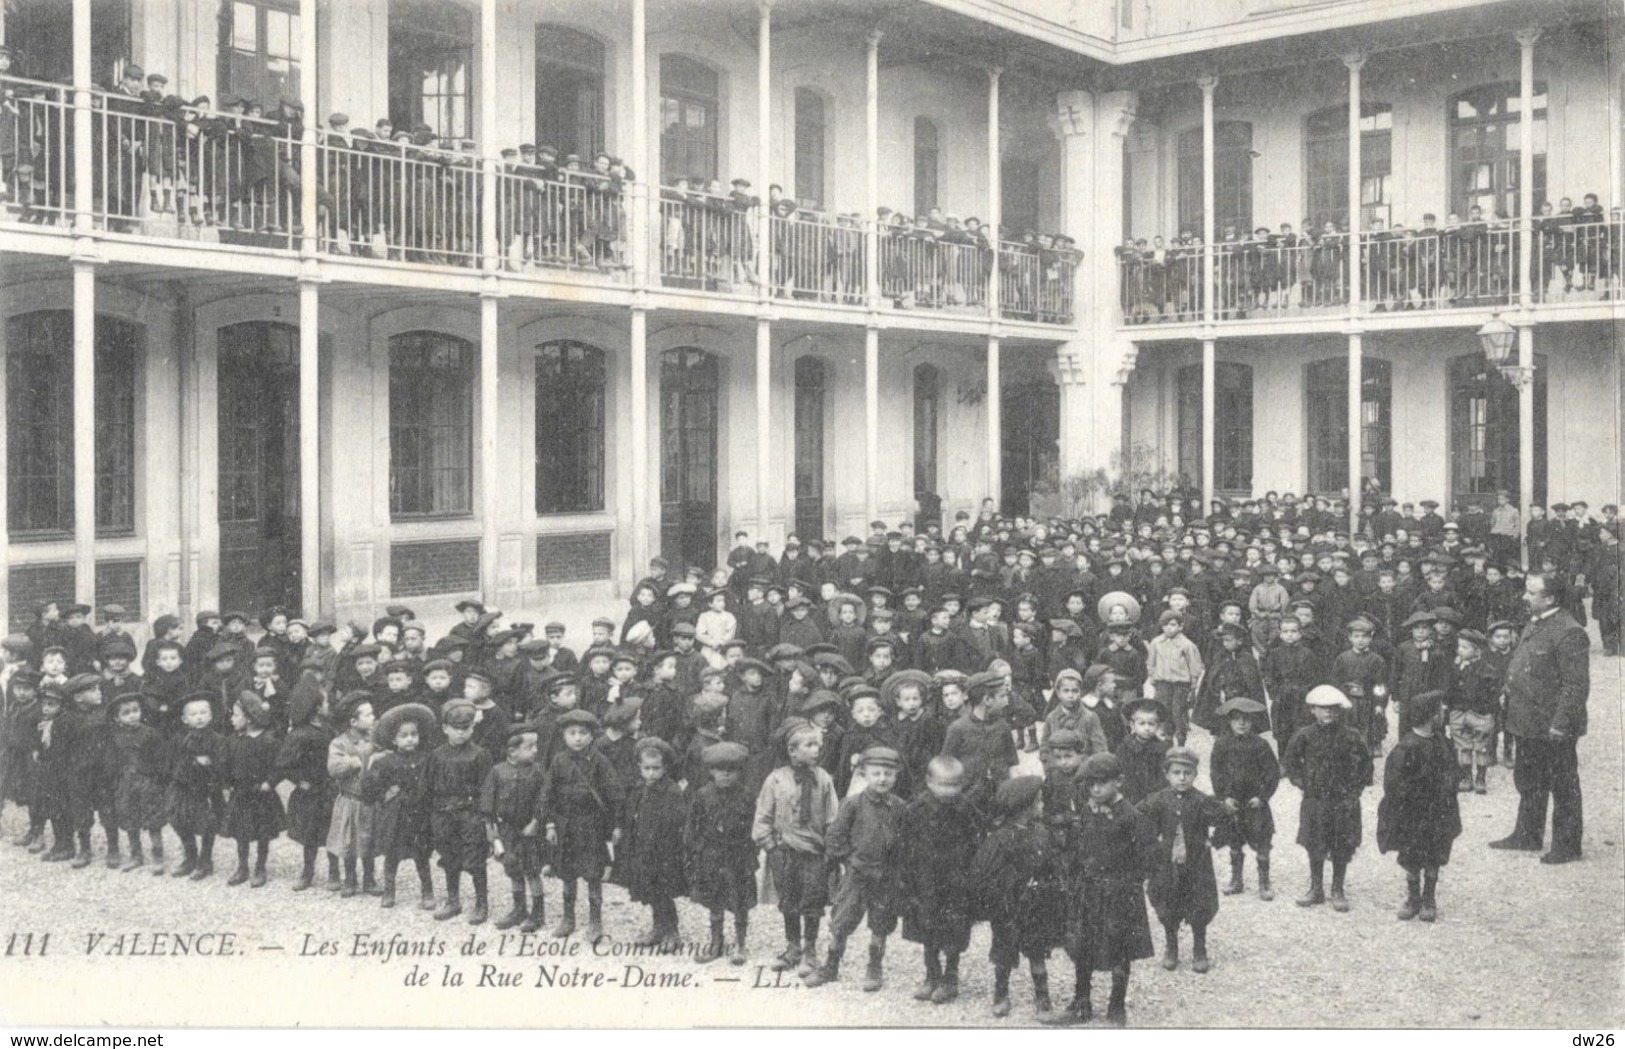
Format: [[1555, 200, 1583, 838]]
[[0, 623, 1618, 1029]]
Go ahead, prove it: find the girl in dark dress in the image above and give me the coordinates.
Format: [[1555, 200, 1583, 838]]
[[275, 684, 339, 891], [361, 702, 436, 911], [105, 694, 167, 873], [1376, 690, 1462, 923], [165, 694, 227, 881], [622, 737, 689, 949], [223, 691, 285, 887]]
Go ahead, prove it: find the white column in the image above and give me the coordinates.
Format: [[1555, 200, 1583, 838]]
[[298, 278, 321, 615], [72, 262, 95, 604], [479, 290, 500, 602], [864, 30, 881, 305], [756, 1, 772, 293], [629, 0, 649, 287], [0, 309, 7, 627], [1200, 338, 1215, 511], [987, 337, 1001, 506], [1347, 332, 1363, 533], [479, 0, 498, 271], [756, 318, 772, 539], [1198, 76, 1216, 325], [1517, 27, 1540, 308], [72, 0, 91, 231], [1053, 349, 1089, 482], [630, 308, 651, 575], [864, 326, 879, 521], [987, 66, 1002, 318], [298, 0, 317, 254], [1344, 54, 1365, 314], [1517, 323, 1535, 565]]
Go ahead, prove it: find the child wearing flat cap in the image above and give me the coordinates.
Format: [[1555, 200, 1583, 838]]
[[423, 699, 494, 922], [1282, 685, 1373, 911], [482, 722, 547, 932], [685, 741, 757, 964], [1209, 697, 1279, 900], [1376, 690, 1460, 923], [223, 691, 285, 888], [753, 720, 839, 977], [970, 775, 1067, 1022], [540, 709, 624, 944], [1139, 747, 1227, 973]]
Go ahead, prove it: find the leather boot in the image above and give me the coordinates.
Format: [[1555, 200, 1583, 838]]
[[70, 839, 93, 869], [1106, 972, 1129, 1027], [419, 870, 439, 912], [551, 900, 577, 939], [796, 938, 819, 977], [467, 882, 489, 925], [1160, 926, 1179, 970], [771, 942, 802, 972], [861, 941, 885, 992], [1032, 970, 1054, 1023], [803, 941, 843, 987], [520, 898, 545, 934], [583, 896, 604, 944], [991, 966, 1011, 1019], [434, 890, 463, 922], [379, 870, 398, 909], [1419, 872, 1438, 923], [930, 955, 959, 1004], [1296, 863, 1325, 907], [1473, 766, 1487, 795], [494, 888, 528, 930], [1397, 875, 1421, 920], [1258, 854, 1274, 901], [228, 862, 251, 886], [1223, 853, 1245, 895]]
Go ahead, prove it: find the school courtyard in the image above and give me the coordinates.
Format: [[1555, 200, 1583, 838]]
[[0, 609, 1618, 1029]]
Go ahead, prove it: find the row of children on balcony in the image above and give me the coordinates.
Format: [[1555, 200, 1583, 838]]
[[1117, 194, 1617, 322]]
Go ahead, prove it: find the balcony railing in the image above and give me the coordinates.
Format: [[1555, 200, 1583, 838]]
[[2, 76, 1080, 326], [1120, 217, 1621, 324]]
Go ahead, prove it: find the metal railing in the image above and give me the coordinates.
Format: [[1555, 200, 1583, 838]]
[[1534, 217, 1622, 302], [1000, 241, 1076, 324], [490, 167, 629, 273], [875, 227, 989, 310], [658, 190, 760, 293], [0, 75, 72, 224], [766, 210, 865, 304], [316, 136, 481, 266]]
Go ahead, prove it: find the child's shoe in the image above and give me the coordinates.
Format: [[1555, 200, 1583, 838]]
[[419, 875, 438, 912], [380, 872, 397, 909], [227, 864, 251, 886], [728, 942, 747, 966], [70, 844, 93, 869], [42, 842, 73, 861], [583, 920, 603, 945], [520, 902, 544, 935], [1258, 857, 1274, 901], [1419, 881, 1438, 923], [1192, 950, 1211, 974], [991, 996, 1011, 1019], [494, 891, 528, 930], [634, 925, 665, 947], [1032, 973, 1054, 1023], [120, 853, 145, 873], [1473, 767, 1487, 795], [1105, 1002, 1128, 1027], [1329, 888, 1349, 912], [861, 943, 885, 992], [292, 871, 314, 891], [189, 859, 214, 881], [339, 876, 358, 898], [363, 870, 383, 897], [795, 942, 819, 978], [802, 944, 842, 987], [250, 866, 267, 889], [1398, 883, 1420, 921], [28, 838, 50, 855], [696, 933, 725, 965], [104, 848, 123, 870], [551, 910, 576, 939], [770, 943, 801, 972], [434, 894, 463, 922], [1223, 855, 1244, 895], [12, 828, 39, 848], [1295, 885, 1324, 907], [170, 857, 195, 877], [467, 893, 488, 926], [149, 846, 166, 876], [930, 975, 958, 1004], [1065, 996, 1093, 1024], [912, 977, 938, 1002]]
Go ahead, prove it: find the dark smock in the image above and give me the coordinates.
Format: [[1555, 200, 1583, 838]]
[[1138, 786, 1226, 928], [1065, 795, 1156, 971], [897, 791, 984, 951], [1376, 731, 1462, 869], [1281, 720, 1372, 861]]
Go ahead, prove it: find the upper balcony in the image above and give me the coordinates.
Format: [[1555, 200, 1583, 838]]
[[0, 75, 1076, 329]]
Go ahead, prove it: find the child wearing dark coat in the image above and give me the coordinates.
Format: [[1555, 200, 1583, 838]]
[[166, 694, 227, 880], [1282, 685, 1374, 911], [685, 740, 758, 964], [1065, 752, 1156, 1027], [425, 698, 494, 923], [1138, 747, 1227, 972], [483, 722, 547, 932], [971, 775, 1067, 1022], [1208, 697, 1280, 900], [360, 702, 436, 911], [4, 671, 46, 851], [540, 708, 625, 943], [1376, 690, 1462, 923], [62, 676, 113, 868], [276, 685, 339, 891], [1113, 698, 1170, 805], [897, 756, 985, 1005], [623, 737, 689, 949], [223, 691, 286, 887], [104, 693, 167, 872]]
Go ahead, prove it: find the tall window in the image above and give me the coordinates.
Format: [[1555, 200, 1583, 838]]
[[1451, 83, 1547, 218], [6, 311, 138, 537], [8, 0, 130, 84], [1449, 353, 1547, 506], [535, 24, 605, 160], [219, 0, 300, 107], [1002, 156, 1040, 240], [389, 331, 473, 517], [913, 363, 940, 497], [535, 341, 606, 514], [1177, 362, 1253, 494], [794, 88, 827, 209], [660, 56, 719, 183], [913, 117, 939, 216], [1304, 104, 1393, 229], [1178, 121, 1252, 236], [389, 0, 474, 141], [1305, 357, 1391, 496], [793, 356, 827, 540]]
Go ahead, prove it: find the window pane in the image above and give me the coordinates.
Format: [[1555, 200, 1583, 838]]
[[233, 2, 258, 50], [389, 332, 473, 516], [535, 342, 606, 514]]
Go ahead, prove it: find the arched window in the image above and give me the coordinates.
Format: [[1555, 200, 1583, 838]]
[[6, 311, 138, 537], [389, 331, 474, 517], [1450, 83, 1547, 218], [660, 347, 720, 570], [535, 24, 605, 160], [913, 117, 939, 217], [793, 357, 827, 540], [388, 0, 474, 140], [1304, 103, 1393, 229], [661, 56, 719, 183], [1305, 357, 1391, 496], [1449, 353, 1547, 507], [1176, 362, 1253, 494], [1178, 121, 1252, 236], [913, 363, 940, 499], [535, 341, 606, 514], [794, 88, 827, 209]]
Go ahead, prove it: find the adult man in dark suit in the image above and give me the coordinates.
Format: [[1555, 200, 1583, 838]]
[[1490, 571, 1590, 864]]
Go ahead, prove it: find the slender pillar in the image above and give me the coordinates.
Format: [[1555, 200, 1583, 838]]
[[629, 0, 649, 286], [298, 278, 321, 615], [1347, 332, 1363, 533], [987, 66, 1002, 317], [479, 290, 500, 603], [72, 262, 95, 604], [298, 0, 317, 253], [0, 304, 8, 628], [1198, 76, 1217, 324], [479, 0, 498, 269], [756, 1, 772, 294], [1517, 28, 1540, 308], [864, 326, 879, 521], [986, 338, 1002, 508], [1517, 324, 1535, 565], [864, 30, 882, 305], [756, 318, 772, 539], [71, 0, 91, 231], [1344, 54, 1365, 313], [1200, 338, 1215, 512], [630, 308, 651, 575]]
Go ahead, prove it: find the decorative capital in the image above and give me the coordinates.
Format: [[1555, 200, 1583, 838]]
[[1499, 364, 1536, 389], [1051, 351, 1089, 385], [1112, 344, 1140, 386], [866, 27, 884, 48], [1515, 25, 1542, 48], [1195, 74, 1218, 95], [1050, 89, 1093, 140], [1099, 90, 1138, 140], [988, 65, 1003, 82], [1341, 52, 1366, 72]]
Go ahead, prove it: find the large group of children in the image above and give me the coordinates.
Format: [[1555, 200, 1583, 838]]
[[0, 487, 1616, 1025]]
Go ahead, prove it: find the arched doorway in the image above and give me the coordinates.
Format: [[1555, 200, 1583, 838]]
[[913, 363, 941, 529], [793, 356, 827, 540], [1449, 352, 1547, 508], [660, 347, 719, 570], [1001, 380, 1059, 516], [217, 321, 301, 615]]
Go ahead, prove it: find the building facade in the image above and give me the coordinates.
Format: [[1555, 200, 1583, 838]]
[[0, 0, 1620, 633]]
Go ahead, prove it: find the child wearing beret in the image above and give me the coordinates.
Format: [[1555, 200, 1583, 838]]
[[1208, 697, 1279, 900], [1138, 747, 1227, 973], [424, 699, 494, 922], [897, 756, 985, 1005], [483, 722, 547, 931], [1282, 685, 1373, 911], [275, 683, 340, 891], [971, 774, 1067, 1022], [685, 740, 758, 964], [540, 708, 625, 943], [1376, 690, 1461, 923], [223, 691, 285, 888]]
